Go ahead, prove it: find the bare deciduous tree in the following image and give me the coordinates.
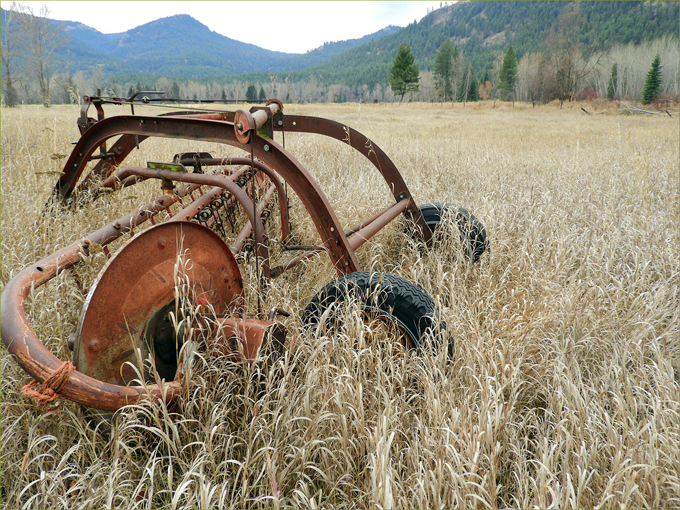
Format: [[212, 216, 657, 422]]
[[543, 3, 596, 106], [16, 2, 66, 107], [1, 2, 21, 106]]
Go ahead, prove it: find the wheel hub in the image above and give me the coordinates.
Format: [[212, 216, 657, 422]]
[[72, 221, 244, 385]]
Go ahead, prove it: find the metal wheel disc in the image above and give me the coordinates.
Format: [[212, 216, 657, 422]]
[[72, 221, 243, 385]]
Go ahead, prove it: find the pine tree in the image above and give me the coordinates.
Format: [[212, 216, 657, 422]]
[[258, 86, 266, 101], [388, 44, 420, 102], [606, 63, 618, 100], [171, 81, 180, 98], [468, 71, 479, 102], [498, 46, 518, 101], [434, 39, 454, 102], [642, 55, 662, 104], [245, 84, 258, 102]]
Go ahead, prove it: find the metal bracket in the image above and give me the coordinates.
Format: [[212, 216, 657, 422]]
[[252, 106, 274, 139], [148, 161, 188, 191]]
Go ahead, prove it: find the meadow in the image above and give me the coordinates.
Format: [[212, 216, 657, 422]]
[[1, 100, 678, 509]]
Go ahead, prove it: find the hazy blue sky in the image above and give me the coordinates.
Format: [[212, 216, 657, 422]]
[[7, 1, 446, 53]]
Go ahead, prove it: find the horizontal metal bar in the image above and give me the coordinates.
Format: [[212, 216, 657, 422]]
[[348, 198, 409, 251], [270, 198, 409, 278]]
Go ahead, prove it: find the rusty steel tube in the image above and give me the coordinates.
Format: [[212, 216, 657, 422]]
[[251, 102, 280, 130], [348, 198, 409, 251], [166, 167, 247, 223], [231, 182, 277, 253], [234, 102, 281, 143], [270, 199, 410, 277], [1, 193, 189, 411], [108, 167, 270, 278]]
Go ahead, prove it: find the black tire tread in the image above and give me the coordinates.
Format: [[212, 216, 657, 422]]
[[418, 202, 488, 263], [302, 271, 441, 350]]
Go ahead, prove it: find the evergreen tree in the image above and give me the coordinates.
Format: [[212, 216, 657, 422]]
[[171, 81, 180, 98], [468, 71, 479, 101], [498, 46, 518, 101], [388, 44, 420, 102], [258, 86, 266, 101], [434, 39, 454, 102], [606, 63, 618, 100], [245, 84, 258, 102], [642, 55, 662, 104]]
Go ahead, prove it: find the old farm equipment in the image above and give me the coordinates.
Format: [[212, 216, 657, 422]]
[[1, 94, 488, 412]]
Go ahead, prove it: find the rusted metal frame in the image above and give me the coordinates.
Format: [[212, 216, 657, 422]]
[[179, 157, 290, 242], [275, 115, 432, 245], [219, 157, 291, 244], [163, 167, 248, 223], [72, 96, 155, 190], [245, 134, 360, 275], [0, 194, 193, 412], [54, 132, 150, 202], [106, 166, 271, 279], [234, 101, 281, 143], [347, 198, 409, 251], [53, 115, 360, 276], [163, 158, 288, 245], [231, 182, 277, 254], [270, 199, 409, 278]]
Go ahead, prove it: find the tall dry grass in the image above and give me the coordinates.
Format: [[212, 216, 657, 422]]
[[1, 100, 678, 509]]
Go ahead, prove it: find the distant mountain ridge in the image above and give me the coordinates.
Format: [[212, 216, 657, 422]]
[[263, 0, 679, 89], [0, 8, 403, 79], [2, 1, 678, 89]]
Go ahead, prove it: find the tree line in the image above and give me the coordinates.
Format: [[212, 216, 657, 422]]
[[389, 4, 678, 106], [2, 2, 677, 107]]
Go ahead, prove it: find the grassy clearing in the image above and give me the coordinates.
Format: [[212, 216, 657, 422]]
[[1, 101, 678, 509]]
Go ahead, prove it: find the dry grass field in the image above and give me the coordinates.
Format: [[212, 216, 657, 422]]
[[1, 100, 678, 509]]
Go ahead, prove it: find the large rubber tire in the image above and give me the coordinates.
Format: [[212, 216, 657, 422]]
[[302, 271, 444, 352], [417, 202, 488, 263]]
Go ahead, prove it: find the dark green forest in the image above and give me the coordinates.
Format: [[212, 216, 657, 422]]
[[252, 1, 679, 91]]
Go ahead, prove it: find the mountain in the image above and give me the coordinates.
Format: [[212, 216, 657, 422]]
[[3, 1, 678, 90], [56, 14, 295, 78], [0, 8, 403, 80], [258, 0, 679, 89], [266, 25, 403, 73]]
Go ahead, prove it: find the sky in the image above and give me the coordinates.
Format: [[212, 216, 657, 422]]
[[4, 1, 447, 54]]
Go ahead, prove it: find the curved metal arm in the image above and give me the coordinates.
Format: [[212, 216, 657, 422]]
[[109, 167, 271, 278], [274, 114, 431, 243], [53, 114, 361, 275], [1, 203, 183, 412]]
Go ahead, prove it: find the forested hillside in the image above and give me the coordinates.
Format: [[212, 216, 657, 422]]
[[263, 0, 679, 90], [2, 1, 678, 105]]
